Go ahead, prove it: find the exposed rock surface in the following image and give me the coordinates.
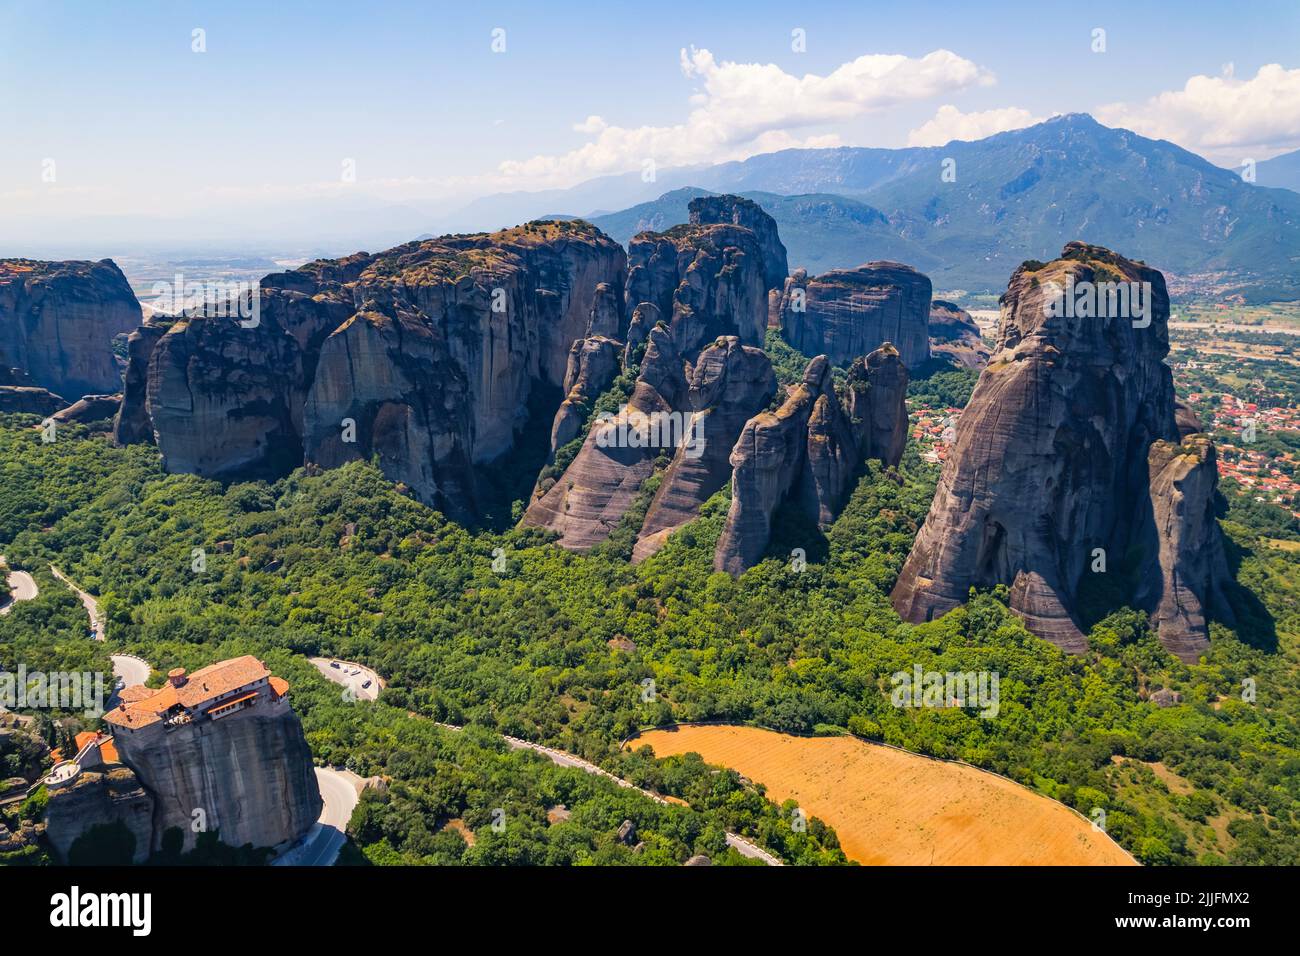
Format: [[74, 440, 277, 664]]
[[714, 347, 908, 575], [119, 704, 321, 854], [523, 326, 685, 550], [44, 766, 155, 864], [688, 194, 789, 292], [0, 386, 66, 415], [52, 393, 121, 424], [1137, 436, 1235, 661], [0, 258, 141, 396], [112, 322, 167, 444], [625, 220, 769, 354], [891, 242, 1230, 660], [122, 222, 626, 517], [632, 336, 776, 561], [929, 299, 990, 369], [779, 262, 932, 369], [550, 335, 622, 454]]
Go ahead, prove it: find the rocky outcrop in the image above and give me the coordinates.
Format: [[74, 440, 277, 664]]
[[112, 323, 167, 445], [632, 336, 777, 561], [714, 346, 908, 575], [119, 703, 321, 854], [0, 386, 66, 415], [0, 259, 141, 396], [550, 335, 622, 454], [44, 766, 155, 864], [523, 326, 685, 550], [52, 393, 121, 424], [779, 262, 932, 369], [929, 299, 989, 369], [625, 220, 769, 354], [891, 242, 1229, 660], [123, 222, 626, 518], [1137, 436, 1235, 661], [688, 194, 789, 292]]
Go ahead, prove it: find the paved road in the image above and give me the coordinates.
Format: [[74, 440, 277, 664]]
[[50, 565, 105, 640], [0, 556, 38, 615], [110, 654, 150, 688], [273, 767, 362, 867], [309, 657, 382, 701]]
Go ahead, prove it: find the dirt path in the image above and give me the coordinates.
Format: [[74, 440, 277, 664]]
[[49, 565, 105, 640], [629, 724, 1137, 867]]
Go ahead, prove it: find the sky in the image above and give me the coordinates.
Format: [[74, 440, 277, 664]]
[[2, 0, 1299, 247]]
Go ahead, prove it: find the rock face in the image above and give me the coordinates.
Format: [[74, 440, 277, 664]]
[[0, 386, 66, 415], [523, 326, 686, 551], [714, 346, 909, 575], [550, 335, 622, 454], [625, 219, 769, 354], [121, 222, 626, 518], [929, 299, 989, 369], [44, 766, 155, 864], [1137, 436, 1235, 661], [112, 323, 167, 445], [525, 208, 779, 553], [51, 393, 121, 424], [891, 242, 1229, 661], [688, 194, 789, 292], [779, 262, 932, 368], [632, 336, 776, 561], [0, 259, 141, 396]]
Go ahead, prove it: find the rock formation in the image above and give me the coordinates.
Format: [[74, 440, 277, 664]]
[[688, 194, 789, 292], [550, 335, 622, 454], [111, 322, 167, 445], [714, 346, 909, 575], [929, 299, 989, 369], [890, 242, 1230, 661], [526, 209, 776, 552], [0, 386, 66, 416], [119, 222, 626, 519], [43, 765, 155, 864], [51, 393, 121, 424], [632, 336, 776, 561], [0, 258, 141, 396], [778, 262, 932, 369]]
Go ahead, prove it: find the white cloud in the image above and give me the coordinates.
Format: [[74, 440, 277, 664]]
[[1095, 63, 1300, 161], [906, 104, 1044, 147], [498, 46, 993, 188]]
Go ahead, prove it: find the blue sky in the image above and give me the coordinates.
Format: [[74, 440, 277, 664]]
[[2, 0, 1298, 238]]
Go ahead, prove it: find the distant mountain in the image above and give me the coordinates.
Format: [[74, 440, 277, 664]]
[[589, 188, 942, 276], [462, 115, 1300, 299], [1256, 149, 1300, 194]]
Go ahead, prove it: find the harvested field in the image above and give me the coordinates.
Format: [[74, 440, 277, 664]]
[[629, 724, 1136, 866]]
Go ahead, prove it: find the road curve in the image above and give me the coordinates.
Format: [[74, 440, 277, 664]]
[[273, 767, 362, 867], [0, 555, 38, 615], [50, 565, 105, 640]]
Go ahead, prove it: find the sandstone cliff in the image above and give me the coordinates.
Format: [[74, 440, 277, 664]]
[[929, 299, 989, 369], [688, 194, 789, 292], [0, 386, 66, 415], [779, 262, 932, 369], [0, 258, 141, 396], [44, 766, 155, 864], [122, 704, 321, 854], [122, 222, 626, 518], [714, 346, 909, 575], [891, 242, 1229, 660]]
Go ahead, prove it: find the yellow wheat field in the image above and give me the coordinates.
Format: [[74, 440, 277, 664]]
[[629, 725, 1136, 866]]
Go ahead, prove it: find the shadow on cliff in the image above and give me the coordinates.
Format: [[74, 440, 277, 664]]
[[765, 497, 831, 568], [474, 383, 565, 532]]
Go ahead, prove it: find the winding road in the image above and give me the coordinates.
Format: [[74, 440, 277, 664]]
[[50, 565, 105, 640], [272, 767, 363, 867], [0, 555, 38, 615]]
